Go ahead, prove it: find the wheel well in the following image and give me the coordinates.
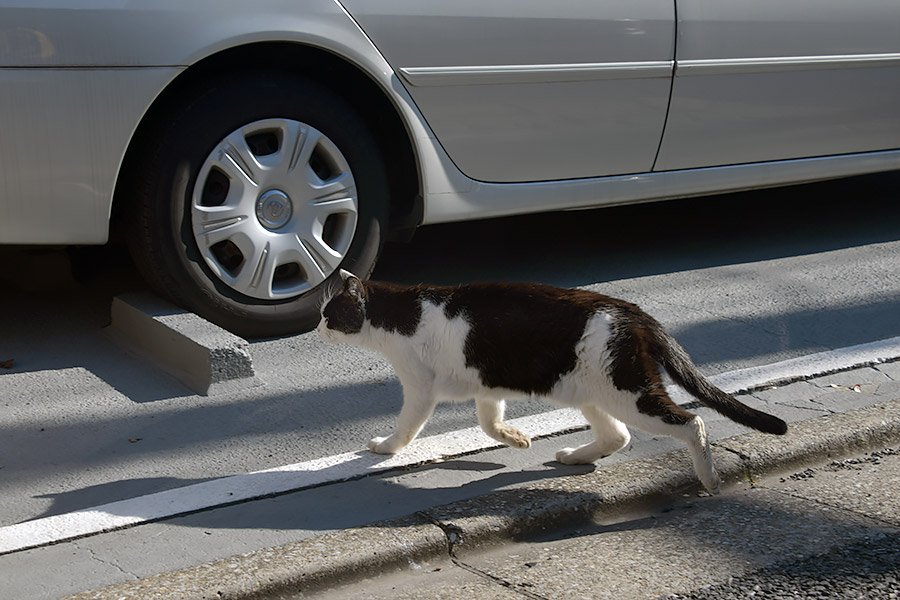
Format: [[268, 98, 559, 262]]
[[112, 42, 421, 242]]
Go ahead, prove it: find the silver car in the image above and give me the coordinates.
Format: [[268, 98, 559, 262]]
[[2, 1, 899, 336]]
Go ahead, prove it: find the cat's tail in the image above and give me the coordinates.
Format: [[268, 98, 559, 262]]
[[654, 330, 788, 435]]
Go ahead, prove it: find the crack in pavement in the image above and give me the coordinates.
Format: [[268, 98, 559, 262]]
[[774, 400, 835, 415], [874, 364, 898, 382], [74, 540, 137, 581], [744, 391, 835, 417], [416, 511, 463, 556], [450, 556, 552, 600], [712, 443, 758, 485], [417, 511, 551, 600]]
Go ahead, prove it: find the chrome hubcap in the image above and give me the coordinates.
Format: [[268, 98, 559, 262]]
[[191, 119, 358, 300]]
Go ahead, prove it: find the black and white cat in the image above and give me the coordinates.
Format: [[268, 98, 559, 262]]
[[317, 270, 787, 493]]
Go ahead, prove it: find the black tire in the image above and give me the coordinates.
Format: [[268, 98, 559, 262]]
[[127, 72, 389, 338]]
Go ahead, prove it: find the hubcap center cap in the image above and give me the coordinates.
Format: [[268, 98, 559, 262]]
[[256, 189, 293, 230]]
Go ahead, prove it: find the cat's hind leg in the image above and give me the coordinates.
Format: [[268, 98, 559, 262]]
[[369, 376, 437, 455], [556, 405, 630, 464], [613, 390, 720, 494], [476, 399, 531, 449]]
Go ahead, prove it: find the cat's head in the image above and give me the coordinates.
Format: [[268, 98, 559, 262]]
[[317, 269, 367, 343]]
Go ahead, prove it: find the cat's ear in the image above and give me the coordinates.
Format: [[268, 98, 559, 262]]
[[343, 272, 367, 303], [339, 269, 355, 282]]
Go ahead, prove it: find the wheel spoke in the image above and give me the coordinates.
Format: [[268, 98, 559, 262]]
[[231, 239, 275, 296], [292, 127, 323, 176], [266, 232, 330, 289], [280, 122, 322, 185], [196, 216, 252, 248], [293, 240, 329, 288], [309, 196, 356, 228], [284, 128, 326, 192], [277, 120, 306, 175], [298, 230, 343, 274], [311, 171, 356, 204], [217, 131, 262, 187], [193, 204, 253, 247]]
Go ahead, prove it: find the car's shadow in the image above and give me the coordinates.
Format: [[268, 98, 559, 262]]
[[374, 172, 900, 288]]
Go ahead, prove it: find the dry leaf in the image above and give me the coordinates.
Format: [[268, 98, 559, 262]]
[[828, 383, 863, 393], [128, 438, 142, 443], [0, 359, 13, 369]]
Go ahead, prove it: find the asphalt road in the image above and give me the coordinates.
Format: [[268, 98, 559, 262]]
[[2, 171, 900, 544]]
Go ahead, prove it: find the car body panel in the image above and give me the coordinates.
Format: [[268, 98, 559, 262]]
[[655, 0, 900, 170], [341, 0, 675, 182], [0, 0, 409, 244], [0, 0, 898, 247], [419, 149, 900, 225], [0, 1, 375, 68], [0, 67, 179, 244]]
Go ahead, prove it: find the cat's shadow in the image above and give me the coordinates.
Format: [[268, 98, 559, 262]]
[[182, 456, 600, 533], [24, 456, 599, 536]]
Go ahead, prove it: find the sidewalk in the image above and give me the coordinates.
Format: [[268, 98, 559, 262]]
[[311, 444, 900, 600], [61, 362, 900, 600]]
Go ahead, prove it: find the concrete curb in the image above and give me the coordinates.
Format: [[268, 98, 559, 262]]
[[64, 397, 900, 600], [67, 515, 448, 600], [107, 293, 259, 396]]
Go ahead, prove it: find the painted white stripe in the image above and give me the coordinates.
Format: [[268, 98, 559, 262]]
[[711, 336, 900, 393], [0, 410, 587, 556], [2, 336, 899, 555], [669, 335, 900, 405]]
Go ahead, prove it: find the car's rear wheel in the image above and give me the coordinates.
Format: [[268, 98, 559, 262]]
[[128, 72, 389, 338]]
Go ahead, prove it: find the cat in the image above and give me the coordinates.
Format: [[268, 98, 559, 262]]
[[317, 270, 787, 493]]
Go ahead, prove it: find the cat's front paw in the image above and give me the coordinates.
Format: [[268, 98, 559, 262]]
[[498, 425, 531, 449], [368, 436, 401, 455]]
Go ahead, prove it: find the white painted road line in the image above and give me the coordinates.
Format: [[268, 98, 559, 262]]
[[711, 335, 900, 393], [0, 410, 587, 556], [2, 336, 899, 555]]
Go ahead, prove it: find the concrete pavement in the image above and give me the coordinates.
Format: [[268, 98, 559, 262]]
[[60, 365, 900, 600], [309, 443, 900, 600]]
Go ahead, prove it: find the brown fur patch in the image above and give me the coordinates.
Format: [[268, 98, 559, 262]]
[[443, 283, 606, 395]]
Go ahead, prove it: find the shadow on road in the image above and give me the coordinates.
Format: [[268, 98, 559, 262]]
[[375, 172, 900, 289], [22, 455, 597, 534]]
